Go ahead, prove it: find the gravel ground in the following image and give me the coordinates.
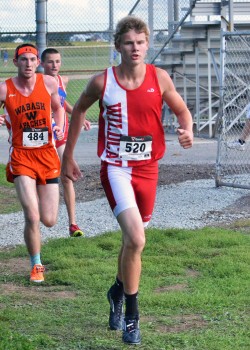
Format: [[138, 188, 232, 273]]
[[0, 163, 250, 248], [0, 126, 249, 248]]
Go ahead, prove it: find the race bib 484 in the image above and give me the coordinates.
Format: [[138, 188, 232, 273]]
[[23, 127, 49, 147]]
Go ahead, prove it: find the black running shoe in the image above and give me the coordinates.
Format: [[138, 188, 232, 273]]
[[122, 317, 141, 345], [107, 288, 124, 330]]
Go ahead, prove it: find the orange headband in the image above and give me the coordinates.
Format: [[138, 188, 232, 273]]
[[15, 46, 38, 59]]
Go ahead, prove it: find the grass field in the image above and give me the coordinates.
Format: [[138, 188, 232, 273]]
[[0, 164, 249, 349], [0, 42, 113, 73], [0, 164, 21, 214], [66, 79, 100, 123], [0, 42, 113, 122], [0, 227, 249, 350]]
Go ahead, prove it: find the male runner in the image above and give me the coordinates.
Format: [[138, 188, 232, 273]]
[[41, 48, 91, 237], [0, 43, 65, 283], [62, 16, 193, 345]]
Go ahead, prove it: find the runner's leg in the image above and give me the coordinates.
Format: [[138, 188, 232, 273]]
[[37, 182, 60, 227], [57, 144, 77, 225], [14, 176, 41, 256]]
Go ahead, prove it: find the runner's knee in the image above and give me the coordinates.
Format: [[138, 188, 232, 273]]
[[40, 214, 57, 227], [124, 232, 146, 253]]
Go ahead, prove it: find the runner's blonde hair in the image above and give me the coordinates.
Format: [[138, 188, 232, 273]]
[[114, 16, 149, 47]]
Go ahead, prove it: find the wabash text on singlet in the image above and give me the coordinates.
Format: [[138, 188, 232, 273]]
[[5, 73, 54, 149]]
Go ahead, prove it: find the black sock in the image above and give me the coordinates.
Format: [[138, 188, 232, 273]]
[[110, 277, 124, 300], [239, 139, 245, 145], [124, 292, 139, 319]]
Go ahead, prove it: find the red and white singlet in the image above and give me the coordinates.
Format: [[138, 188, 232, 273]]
[[99, 65, 166, 224], [98, 64, 166, 167]]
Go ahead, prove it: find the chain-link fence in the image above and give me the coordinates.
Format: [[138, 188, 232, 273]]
[[216, 31, 250, 189], [0, 0, 194, 121], [2, 1, 250, 189]]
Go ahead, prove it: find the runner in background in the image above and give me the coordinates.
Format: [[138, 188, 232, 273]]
[[3, 50, 9, 67], [227, 102, 250, 151], [41, 48, 91, 237]]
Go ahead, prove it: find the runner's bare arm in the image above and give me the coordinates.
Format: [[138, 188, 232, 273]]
[[0, 82, 7, 105], [0, 84, 7, 127], [0, 99, 6, 126]]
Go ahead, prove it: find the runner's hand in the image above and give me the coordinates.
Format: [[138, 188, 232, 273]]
[[177, 128, 193, 149], [82, 119, 91, 131], [53, 124, 64, 140], [0, 114, 6, 126], [61, 157, 82, 182]]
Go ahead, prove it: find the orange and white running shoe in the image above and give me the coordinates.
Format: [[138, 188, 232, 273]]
[[30, 264, 45, 283]]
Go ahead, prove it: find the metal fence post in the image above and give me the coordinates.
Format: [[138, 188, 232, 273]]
[[36, 0, 47, 72]]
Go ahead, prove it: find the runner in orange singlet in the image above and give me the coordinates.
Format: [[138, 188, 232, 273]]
[[62, 16, 193, 345], [0, 43, 65, 283]]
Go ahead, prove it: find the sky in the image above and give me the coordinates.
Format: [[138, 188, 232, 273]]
[[1, 1, 249, 34], [0, 0, 169, 33]]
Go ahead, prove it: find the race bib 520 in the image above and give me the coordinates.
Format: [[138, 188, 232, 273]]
[[118, 135, 152, 161]]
